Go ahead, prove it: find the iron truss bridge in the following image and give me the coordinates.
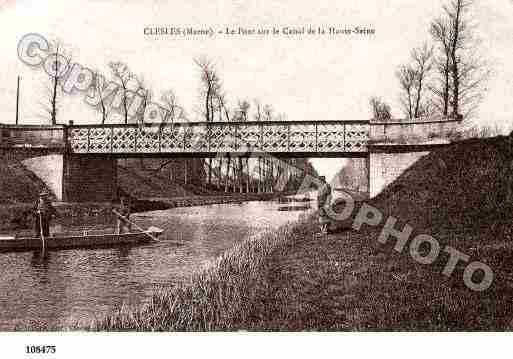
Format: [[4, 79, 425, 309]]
[[67, 120, 370, 157]]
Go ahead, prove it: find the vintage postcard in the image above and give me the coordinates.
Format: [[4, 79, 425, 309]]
[[0, 0, 511, 357]]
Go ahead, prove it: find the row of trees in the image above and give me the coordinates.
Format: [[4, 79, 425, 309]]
[[195, 57, 318, 191], [95, 56, 309, 193], [205, 156, 317, 193], [41, 50, 282, 126], [41, 46, 188, 126], [371, 0, 489, 122], [97, 61, 188, 124]]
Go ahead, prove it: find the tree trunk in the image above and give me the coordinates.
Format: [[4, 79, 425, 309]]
[[407, 91, 412, 119], [51, 75, 58, 125], [266, 158, 269, 192], [237, 157, 242, 193], [450, 0, 462, 117], [452, 60, 460, 116], [208, 158, 212, 186], [262, 157, 266, 192], [205, 86, 211, 123], [443, 57, 450, 116], [225, 156, 231, 192], [246, 158, 250, 193], [414, 78, 423, 118], [217, 158, 222, 189], [270, 158, 275, 193], [184, 161, 188, 185], [101, 100, 107, 124], [232, 161, 237, 192]]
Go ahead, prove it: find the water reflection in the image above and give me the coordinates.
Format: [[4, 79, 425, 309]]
[[0, 196, 313, 330], [30, 250, 50, 268]]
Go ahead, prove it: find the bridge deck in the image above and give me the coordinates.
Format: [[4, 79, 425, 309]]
[[0, 118, 460, 157]]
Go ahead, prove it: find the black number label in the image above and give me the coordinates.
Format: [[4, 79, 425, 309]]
[[25, 345, 56, 354]]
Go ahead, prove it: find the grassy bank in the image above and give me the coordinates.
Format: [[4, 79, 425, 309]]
[[83, 213, 513, 331], [0, 153, 49, 204], [258, 135, 513, 330], [83, 219, 313, 331]]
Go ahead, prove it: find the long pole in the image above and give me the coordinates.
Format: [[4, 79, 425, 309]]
[[112, 209, 160, 242], [38, 211, 46, 252], [15, 76, 20, 125]]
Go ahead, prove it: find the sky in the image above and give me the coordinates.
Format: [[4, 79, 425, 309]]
[[0, 0, 512, 181]]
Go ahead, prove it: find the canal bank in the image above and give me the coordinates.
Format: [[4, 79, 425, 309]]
[[85, 219, 316, 331]]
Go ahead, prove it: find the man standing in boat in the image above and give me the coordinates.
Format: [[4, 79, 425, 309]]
[[116, 196, 132, 234], [33, 191, 58, 238], [317, 176, 332, 235]]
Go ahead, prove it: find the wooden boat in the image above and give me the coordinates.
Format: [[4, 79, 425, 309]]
[[0, 226, 163, 253]]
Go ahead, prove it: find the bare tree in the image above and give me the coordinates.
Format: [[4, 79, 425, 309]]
[[131, 75, 153, 125], [430, 0, 489, 119], [370, 96, 392, 122], [40, 41, 71, 125], [430, 17, 452, 116], [237, 100, 250, 122], [195, 56, 223, 123], [263, 104, 273, 121], [161, 89, 177, 123], [448, 0, 468, 117], [396, 65, 416, 119], [109, 61, 136, 124], [253, 99, 263, 121], [216, 92, 230, 122], [195, 56, 225, 186], [232, 100, 251, 191], [411, 44, 434, 118], [137, 88, 152, 124], [161, 89, 187, 123], [92, 71, 110, 124], [397, 44, 433, 120]]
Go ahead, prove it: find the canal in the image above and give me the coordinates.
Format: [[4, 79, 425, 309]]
[[0, 195, 314, 330]]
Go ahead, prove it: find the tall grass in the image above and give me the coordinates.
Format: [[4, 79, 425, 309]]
[[80, 219, 313, 331], [461, 123, 507, 139]]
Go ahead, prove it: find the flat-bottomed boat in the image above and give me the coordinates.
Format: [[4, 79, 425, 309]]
[[0, 226, 163, 253]]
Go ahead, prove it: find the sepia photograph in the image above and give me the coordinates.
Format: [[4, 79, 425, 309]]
[[0, 0, 512, 357]]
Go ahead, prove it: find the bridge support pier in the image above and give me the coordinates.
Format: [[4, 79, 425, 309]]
[[369, 150, 430, 198], [20, 153, 117, 202], [62, 154, 118, 202]]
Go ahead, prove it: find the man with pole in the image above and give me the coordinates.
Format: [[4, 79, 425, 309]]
[[317, 176, 332, 236], [115, 196, 132, 234], [112, 196, 162, 242], [33, 191, 58, 239]]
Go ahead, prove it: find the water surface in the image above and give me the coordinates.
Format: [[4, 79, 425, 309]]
[[0, 196, 313, 330]]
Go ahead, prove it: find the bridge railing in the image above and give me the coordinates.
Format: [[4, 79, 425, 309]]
[[67, 120, 370, 155], [369, 117, 462, 146], [0, 124, 66, 149]]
